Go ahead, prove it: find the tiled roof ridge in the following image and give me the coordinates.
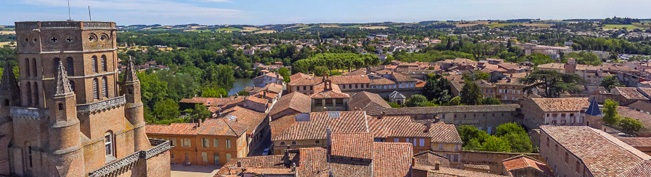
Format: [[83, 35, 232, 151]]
[[589, 128, 651, 160]]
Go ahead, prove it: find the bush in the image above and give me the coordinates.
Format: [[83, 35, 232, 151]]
[[619, 117, 644, 133]]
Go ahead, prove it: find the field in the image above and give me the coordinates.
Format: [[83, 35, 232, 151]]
[[254, 30, 276, 34], [359, 26, 388, 30], [603, 24, 644, 30], [487, 23, 522, 28], [0, 41, 15, 47], [319, 24, 340, 28], [216, 27, 242, 32], [522, 23, 554, 28], [0, 31, 16, 35]]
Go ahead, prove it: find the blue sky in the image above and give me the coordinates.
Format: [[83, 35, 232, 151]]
[[0, 0, 649, 25]]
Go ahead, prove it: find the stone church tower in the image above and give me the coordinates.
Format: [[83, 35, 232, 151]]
[[0, 21, 170, 177]]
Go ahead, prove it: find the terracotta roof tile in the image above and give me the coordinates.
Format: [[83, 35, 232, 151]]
[[330, 132, 374, 159], [272, 111, 369, 141], [310, 82, 350, 99], [146, 118, 247, 137], [615, 87, 649, 100], [423, 166, 506, 177], [541, 126, 651, 176], [617, 137, 651, 147], [270, 92, 311, 117], [370, 77, 397, 85], [372, 142, 413, 177], [348, 91, 391, 115], [530, 98, 589, 112], [502, 155, 553, 176], [220, 106, 268, 135]]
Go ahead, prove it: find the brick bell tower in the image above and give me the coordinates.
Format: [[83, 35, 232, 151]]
[[3, 21, 155, 177]]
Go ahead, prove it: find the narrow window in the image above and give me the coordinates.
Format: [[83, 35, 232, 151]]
[[419, 139, 425, 147], [93, 78, 99, 100], [102, 77, 108, 98], [202, 138, 209, 148], [92, 56, 98, 73], [24, 58, 30, 77], [104, 132, 114, 157], [214, 153, 220, 165], [101, 55, 107, 71], [66, 57, 74, 76], [201, 152, 208, 162], [53, 58, 60, 76], [226, 139, 231, 149], [33, 82, 39, 106], [214, 139, 219, 148], [32, 58, 37, 77], [26, 82, 32, 106], [27, 145, 33, 168], [170, 138, 176, 146], [226, 153, 232, 162]]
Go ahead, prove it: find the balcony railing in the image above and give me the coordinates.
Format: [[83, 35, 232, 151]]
[[88, 139, 171, 177], [77, 96, 126, 113]]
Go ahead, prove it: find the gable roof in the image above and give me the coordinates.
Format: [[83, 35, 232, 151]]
[[348, 91, 391, 115], [220, 106, 269, 135], [389, 91, 406, 99], [541, 126, 651, 177], [272, 111, 369, 141], [615, 87, 648, 100], [146, 118, 247, 137], [502, 155, 553, 176], [530, 98, 589, 112], [270, 92, 311, 117], [330, 132, 374, 159]]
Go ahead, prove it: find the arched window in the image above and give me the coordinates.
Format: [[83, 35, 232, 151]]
[[53, 58, 60, 75], [32, 58, 37, 77], [25, 82, 32, 106], [102, 77, 108, 98], [101, 55, 107, 71], [66, 57, 74, 76], [33, 82, 39, 107], [93, 78, 99, 100], [104, 131, 114, 157], [24, 58, 30, 77], [92, 56, 98, 73]]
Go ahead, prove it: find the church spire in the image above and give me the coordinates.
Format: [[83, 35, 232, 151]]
[[54, 61, 74, 97], [124, 56, 139, 83]]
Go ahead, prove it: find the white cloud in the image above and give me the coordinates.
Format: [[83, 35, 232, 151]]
[[22, 0, 243, 18]]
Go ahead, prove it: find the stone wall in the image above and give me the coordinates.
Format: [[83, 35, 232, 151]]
[[460, 150, 544, 175]]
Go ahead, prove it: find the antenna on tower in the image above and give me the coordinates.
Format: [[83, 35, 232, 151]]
[[88, 6, 92, 21], [67, 0, 72, 21]]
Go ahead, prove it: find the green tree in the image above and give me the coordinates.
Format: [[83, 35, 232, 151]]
[[449, 96, 462, 106], [520, 70, 585, 98], [237, 90, 250, 96], [500, 133, 533, 153], [619, 117, 644, 133], [458, 125, 488, 144], [464, 138, 482, 151], [152, 98, 181, 121], [189, 104, 211, 122], [481, 136, 511, 152], [314, 66, 329, 76], [600, 75, 621, 91], [495, 123, 527, 136], [603, 99, 621, 125], [422, 75, 452, 104], [138, 72, 168, 109], [277, 67, 291, 83], [406, 94, 429, 107], [461, 81, 482, 105], [201, 87, 228, 97], [482, 97, 502, 105], [206, 64, 235, 91]]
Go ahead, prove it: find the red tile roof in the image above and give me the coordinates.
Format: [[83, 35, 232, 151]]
[[310, 82, 350, 99], [272, 111, 369, 141], [220, 106, 268, 135], [621, 160, 651, 177], [617, 137, 651, 147], [372, 142, 413, 177], [270, 92, 311, 117], [348, 91, 391, 115], [530, 98, 589, 112], [615, 87, 648, 100], [502, 155, 553, 176], [146, 118, 247, 137], [330, 132, 374, 159], [420, 166, 506, 177], [541, 126, 651, 177], [329, 75, 371, 84], [370, 77, 397, 85]]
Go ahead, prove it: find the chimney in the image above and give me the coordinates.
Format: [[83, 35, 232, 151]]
[[326, 128, 332, 148], [425, 121, 431, 133], [283, 149, 291, 168], [379, 111, 386, 119], [435, 161, 440, 170], [237, 160, 242, 167], [197, 119, 203, 127]]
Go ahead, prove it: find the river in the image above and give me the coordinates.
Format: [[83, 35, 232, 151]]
[[228, 79, 254, 95]]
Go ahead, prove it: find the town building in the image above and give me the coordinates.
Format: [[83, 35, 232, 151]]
[[520, 98, 591, 129], [0, 21, 170, 177], [216, 132, 413, 177], [540, 126, 651, 177], [501, 155, 553, 177], [146, 119, 247, 166], [252, 72, 283, 87], [268, 92, 311, 120]]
